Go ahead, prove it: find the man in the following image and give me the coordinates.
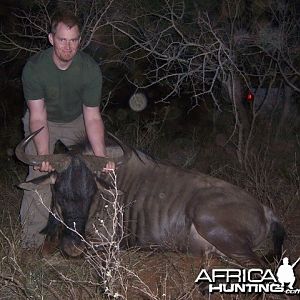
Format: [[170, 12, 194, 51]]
[[21, 10, 113, 250]]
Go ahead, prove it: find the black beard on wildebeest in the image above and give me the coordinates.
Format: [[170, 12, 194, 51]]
[[16, 128, 285, 266]]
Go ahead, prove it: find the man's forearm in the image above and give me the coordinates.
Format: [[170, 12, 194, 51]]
[[29, 117, 49, 155], [83, 106, 107, 157], [27, 99, 50, 156], [85, 118, 106, 157]]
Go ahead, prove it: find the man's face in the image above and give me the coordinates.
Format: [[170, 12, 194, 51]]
[[49, 22, 80, 64]]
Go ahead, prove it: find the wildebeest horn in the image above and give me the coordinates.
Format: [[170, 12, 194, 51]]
[[81, 131, 132, 172], [15, 127, 132, 173], [15, 127, 72, 172]]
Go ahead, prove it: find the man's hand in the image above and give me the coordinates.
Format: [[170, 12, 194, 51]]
[[103, 161, 115, 172], [33, 161, 55, 172]]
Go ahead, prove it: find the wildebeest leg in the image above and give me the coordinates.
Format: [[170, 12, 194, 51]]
[[190, 223, 265, 295], [189, 223, 265, 268]]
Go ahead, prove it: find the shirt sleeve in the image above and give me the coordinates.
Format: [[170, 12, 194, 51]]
[[22, 61, 44, 101], [81, 61, 102, 107]]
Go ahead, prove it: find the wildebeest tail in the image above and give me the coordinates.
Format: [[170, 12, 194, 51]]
[[271, 221, 285, 260]]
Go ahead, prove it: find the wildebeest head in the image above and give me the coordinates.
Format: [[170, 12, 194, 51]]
[[16, 127, 130, 257]]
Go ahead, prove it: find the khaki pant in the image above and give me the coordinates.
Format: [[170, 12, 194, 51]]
[[20, 111, 86, 249]]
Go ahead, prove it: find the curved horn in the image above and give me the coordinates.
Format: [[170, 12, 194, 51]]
[[15, 127, 71, 172], [82, 132, 132, 172], [107, 131, 132, 166]]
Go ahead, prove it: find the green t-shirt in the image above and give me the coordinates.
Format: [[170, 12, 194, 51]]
[[22, 47, 102, 122]]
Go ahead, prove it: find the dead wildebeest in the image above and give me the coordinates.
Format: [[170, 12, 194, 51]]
[[16, 128, 285, 266]]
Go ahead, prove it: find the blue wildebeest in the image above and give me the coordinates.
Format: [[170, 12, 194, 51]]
[[16, 128, 285, 266]]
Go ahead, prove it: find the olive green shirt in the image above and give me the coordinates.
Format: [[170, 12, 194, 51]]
[[22, 47, 102, 122]]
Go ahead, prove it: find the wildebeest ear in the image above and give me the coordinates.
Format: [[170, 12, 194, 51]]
[[18, 172, 57, 191]]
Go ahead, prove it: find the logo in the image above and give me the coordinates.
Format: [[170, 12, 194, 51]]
[[195, 257, 300, 295]]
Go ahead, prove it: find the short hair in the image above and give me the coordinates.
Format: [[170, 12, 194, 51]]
[[50, 10, 81, 34]]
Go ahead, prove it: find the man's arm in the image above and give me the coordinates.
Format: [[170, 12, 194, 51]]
[[83, 105, 106, 157], [27, 99, 49, 154], [27, 99, 53, 171], [83, 105, 115, 171]]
